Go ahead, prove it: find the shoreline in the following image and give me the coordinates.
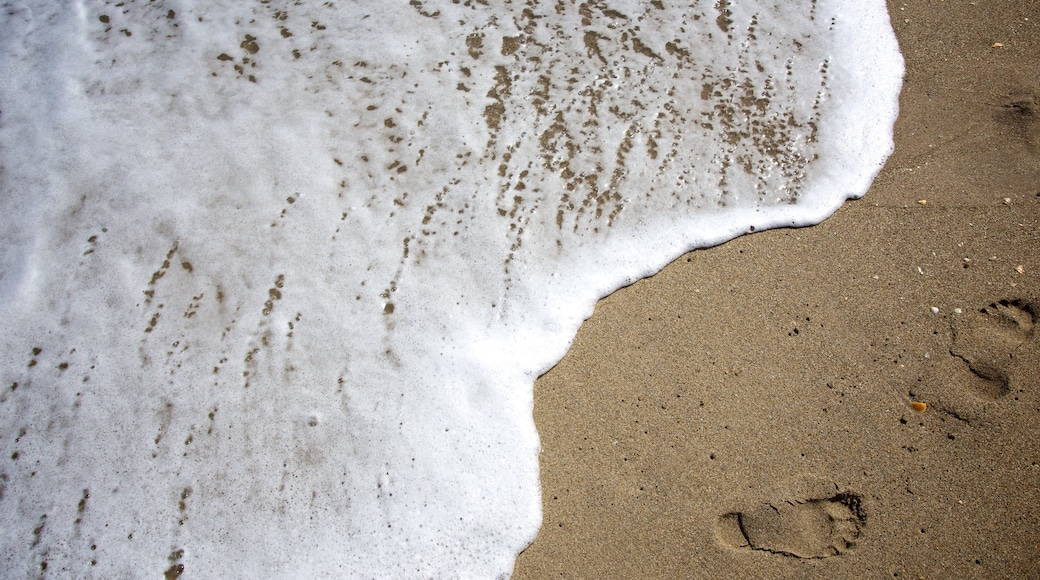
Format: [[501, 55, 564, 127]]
[[514, 1, 1040, 577]]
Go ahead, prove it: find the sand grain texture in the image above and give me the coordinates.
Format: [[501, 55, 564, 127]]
[[514, 1, 1040, 578]]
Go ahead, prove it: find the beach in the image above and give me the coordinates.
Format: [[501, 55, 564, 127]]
[[514, 1, 1040, 578], [0, 1, 1032, 576]]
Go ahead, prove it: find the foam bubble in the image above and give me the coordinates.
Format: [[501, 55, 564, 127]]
[[0, 0, 901, 576]]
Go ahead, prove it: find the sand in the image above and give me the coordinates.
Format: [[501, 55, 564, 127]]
[[513, 1, 1040, 578]]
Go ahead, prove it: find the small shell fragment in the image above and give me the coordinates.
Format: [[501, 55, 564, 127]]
[[992, 42, 1004, 48], [910, 401, 927, 413], [916, 199, 927, 205], [1016, 265, 1026, 274]]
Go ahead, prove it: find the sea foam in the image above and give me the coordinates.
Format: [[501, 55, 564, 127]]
[[0, 0, 901, 577]]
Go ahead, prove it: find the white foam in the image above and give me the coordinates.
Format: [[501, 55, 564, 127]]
[[0, 0, 901, 576]]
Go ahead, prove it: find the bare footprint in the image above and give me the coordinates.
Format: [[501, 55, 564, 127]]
[[950, 299, 1036, 400], [993, 92, 1039, 151], [716, 493, 865, 559]]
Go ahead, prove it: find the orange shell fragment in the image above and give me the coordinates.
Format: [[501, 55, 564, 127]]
[[910, 401, 927, 413]]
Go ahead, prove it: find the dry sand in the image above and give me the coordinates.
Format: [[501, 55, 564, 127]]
[[514, 1, 1040, 578]]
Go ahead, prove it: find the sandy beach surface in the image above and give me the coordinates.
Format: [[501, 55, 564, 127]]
[[514, 1, 1040, 578]]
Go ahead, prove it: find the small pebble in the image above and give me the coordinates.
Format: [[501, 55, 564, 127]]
[[911, 402, 927, 413], [930, 306, 939, 314], [953, 307, 962, 314]]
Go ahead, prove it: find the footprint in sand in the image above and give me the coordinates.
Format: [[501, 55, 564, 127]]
[[715, 493, 865, 559], [950, 299, 1037, 400], [993, 92, 1039, 150]]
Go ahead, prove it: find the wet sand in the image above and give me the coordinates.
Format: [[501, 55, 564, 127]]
[[514, 1, 1040, 577]]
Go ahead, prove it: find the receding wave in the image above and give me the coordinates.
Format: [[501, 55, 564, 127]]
[[0, 1, 901, 577]]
